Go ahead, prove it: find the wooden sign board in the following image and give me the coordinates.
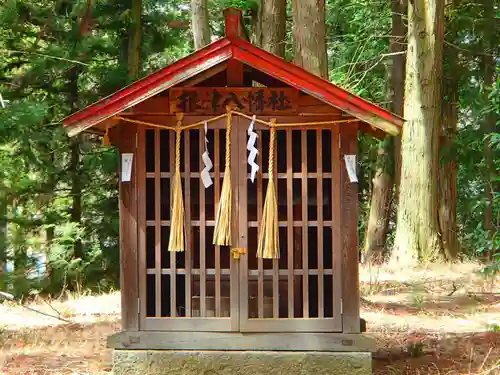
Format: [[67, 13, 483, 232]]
[[169, 87, 299, 115]]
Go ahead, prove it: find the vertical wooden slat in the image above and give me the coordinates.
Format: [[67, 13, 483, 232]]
[[230, 117, 240, 331], [169, 131, 176, 317], [332, 128, 342, 324], [155, 129, 162, 317], [214, 129, 221, 317], [340, 124, 360, 333], [184, 130, 192, 317], [257, 129, 264, 318], [137, 126, 147, 326], [317, 130, 324, 318], [301, 130, 309, 318], [119, 124, 139, 330], [272, 130, 279, 319], [238, 116, 249, 328], [199, 129, 207, 317], [286, 130, 294, 318]]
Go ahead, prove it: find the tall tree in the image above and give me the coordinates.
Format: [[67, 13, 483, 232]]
[[481, 0, 497, 240], [191, 0, 211, 50], [128, 0, 142, 80], [258, 0, 287, 56], [292, 0, 328, 78], [438, 2, 460, 260], [363, 0, 406, 263], [392, 0, 445, 265]]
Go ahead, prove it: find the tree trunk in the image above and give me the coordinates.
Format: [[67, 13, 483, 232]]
[[363, 0, 406, 263], [191, 0, 211, 50], [481, 0, 496, 240], [128, 0, 142, 80], [438, 79, 459, 260], [68, 66, 83, 260], [292, 0, 328, 79], [261, 0, 287, 57], [70, 135, 83, 259], [438, 6, 459, 261], [392, 0, 445, 266]]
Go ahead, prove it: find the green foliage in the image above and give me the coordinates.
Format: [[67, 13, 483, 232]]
[[0, 0, 498, 299], [0, 0, 190, 298]]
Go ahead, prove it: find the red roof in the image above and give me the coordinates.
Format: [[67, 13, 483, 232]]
[[63, 9, 403, 137]]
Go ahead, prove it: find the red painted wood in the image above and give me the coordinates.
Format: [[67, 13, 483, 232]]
[[63, 19, 403, 136], [231, 40, 403, 129], [63, 38, 232, 131]]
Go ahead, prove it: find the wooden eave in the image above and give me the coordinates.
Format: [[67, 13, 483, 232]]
[[63, 29, 403, 137]]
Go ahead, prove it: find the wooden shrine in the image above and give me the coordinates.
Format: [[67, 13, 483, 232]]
[[63, 9, 403, 353]]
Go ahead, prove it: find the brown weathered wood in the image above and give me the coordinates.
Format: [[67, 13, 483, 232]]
[[230, 117, 240, 331], [199, 129, 207, 317], [169, 87, 299, 115], [155, 129, 162, 317], [301, 130, 309, 318], [108, 331, 375, 351], [137, 126, 147, 325], [121, 114, 349, 128], [180, 63, 228, 87], [214, 129, 221, 317], [332, 128, 342, 324], [226, 60, 244, 86], [272, 130, 279, 319], [184, 131, 192, 317], [131, 93, 347, 118], [118, 124, 139, 331], [317, 130, 324, 318], [142, 318, 232, 332], [257, 129, 264, 318], [169, 131, 177, 317], [340, 125, 360, 333], [286, 130, 294, 318]]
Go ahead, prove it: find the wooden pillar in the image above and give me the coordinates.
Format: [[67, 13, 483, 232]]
[[340, 124, 360, 333], [117, 124, 139, 331]]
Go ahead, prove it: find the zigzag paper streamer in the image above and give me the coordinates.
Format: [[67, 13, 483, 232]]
[[201, 121, 213, 188], [247, 115, 259, 183]]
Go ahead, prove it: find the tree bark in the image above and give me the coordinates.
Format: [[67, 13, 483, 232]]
[[191, 0, 211, 50], [438, 78, 459, 260], [261, 0, 287, 57], [481, 0, 496, 240], [392, 0, 445, 266], [363, 0, 406, 263], [292, 0, 328, 79], [438, 5, 459, 261], [128, 0, 142, 80]]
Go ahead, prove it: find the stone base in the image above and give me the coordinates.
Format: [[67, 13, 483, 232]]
[[112, 350, 372, 375]]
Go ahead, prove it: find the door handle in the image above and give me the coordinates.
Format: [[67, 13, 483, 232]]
[[231, 248, 247, 260]]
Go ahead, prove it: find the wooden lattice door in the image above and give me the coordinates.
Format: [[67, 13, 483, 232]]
[[138, 118, 342, 333], [238, 124, 343, 332], [138, 120, 239, 331]]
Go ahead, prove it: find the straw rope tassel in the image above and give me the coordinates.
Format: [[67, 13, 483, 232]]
[[257, 125, 279, 259], [213, 107, 233, 246], [168, 123, 185, 252]]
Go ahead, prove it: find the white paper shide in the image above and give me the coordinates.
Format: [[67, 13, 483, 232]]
[[201, 121, 214, 188], [121, 153, 134, 182], [344, 154, 358, 183], [247, 115, 259, 183]]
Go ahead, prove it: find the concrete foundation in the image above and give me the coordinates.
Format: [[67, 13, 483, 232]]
[[112, 350, 372, 375]]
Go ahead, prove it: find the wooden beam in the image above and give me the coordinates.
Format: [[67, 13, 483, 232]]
[[339, 125, 360, 333], [108, 331, 375, 352], [118, 124, 139, 331], [226, 60, 244, 86]]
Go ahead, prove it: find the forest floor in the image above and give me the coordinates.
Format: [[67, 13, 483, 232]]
[[0, 262, 499, 375]]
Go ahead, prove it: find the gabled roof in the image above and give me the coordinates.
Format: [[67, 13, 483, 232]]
[[63, 9, 403, 137]]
